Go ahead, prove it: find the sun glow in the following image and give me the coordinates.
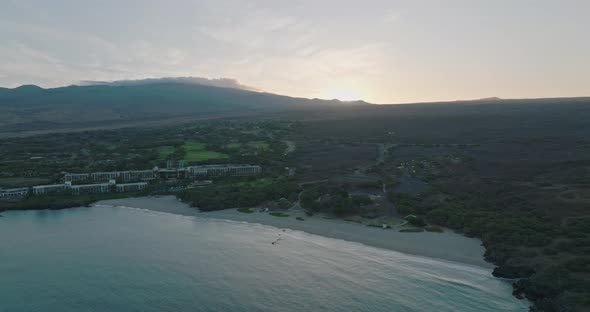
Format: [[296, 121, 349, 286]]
[[325, 90, 362, 101], [321, 83, 365, 102]]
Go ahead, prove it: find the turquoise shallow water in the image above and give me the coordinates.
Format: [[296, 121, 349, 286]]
[[0, 207, 529, 312]]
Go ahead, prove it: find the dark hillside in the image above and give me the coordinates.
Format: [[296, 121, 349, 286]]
[[0, 83, 357, 134]]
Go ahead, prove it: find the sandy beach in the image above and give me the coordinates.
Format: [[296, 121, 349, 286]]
[[94, 196, 492, 269]]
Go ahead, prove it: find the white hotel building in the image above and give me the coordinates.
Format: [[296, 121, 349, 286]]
[[32, 184, 67, 195], [115, 182, 148, 193]]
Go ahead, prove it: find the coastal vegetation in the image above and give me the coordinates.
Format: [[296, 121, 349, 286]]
[[399, 228, 424, 233], [177, 177, 299, 211], [424, 226, 444, 233], [379, 158, 590, 309], [300, 183, 373, 216]]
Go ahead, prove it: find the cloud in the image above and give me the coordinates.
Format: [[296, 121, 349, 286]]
[[78, 77, 261, 91]]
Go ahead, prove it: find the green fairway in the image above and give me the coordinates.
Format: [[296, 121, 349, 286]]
[[183, 141, 228, 162], [157, 146, 176, 160], [225, 143, 242, 149], [184, 151, 229, 162], [183, 142, 207, 151], [248, 141, 270, 150]]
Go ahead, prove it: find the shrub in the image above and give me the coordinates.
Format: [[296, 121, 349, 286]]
[[405, 215, 426, 227], [426, 208, 451, 224], [425, 225, 444, 233], [351, 194, 373, 206], [400, 228, 424, 233], [396, 205, 416, 215], [269, 212, 289, 217]]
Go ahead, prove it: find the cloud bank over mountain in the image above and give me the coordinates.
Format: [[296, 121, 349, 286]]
[[79, 77, 260, 92]]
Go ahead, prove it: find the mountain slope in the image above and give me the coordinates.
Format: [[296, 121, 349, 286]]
[[0, 83, 357, 133]]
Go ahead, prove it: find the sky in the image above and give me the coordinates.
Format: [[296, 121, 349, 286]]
[[1, 0, 589, 104]]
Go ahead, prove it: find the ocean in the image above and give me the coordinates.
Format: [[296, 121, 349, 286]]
[[0, 206, 529, 312]]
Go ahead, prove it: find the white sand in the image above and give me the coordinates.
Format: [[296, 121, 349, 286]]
[[95, 196, 493, 269]]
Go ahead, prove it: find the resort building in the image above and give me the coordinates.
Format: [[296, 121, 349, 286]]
[[65, 170, 156, 184], [70, 183, 110, 195], [158, 168, 189, 179], [187, 164, 261, 178], [166, 160, 186, 169], [90, 172, 120, 182], [32, 184, 67, 195], [0, 188, 29, 199], [200, 164, 262, 177], [120, 170, 156, 182], [115, 182, 148, 193], [187, 166, 208, 177], [65, 165, 259, 184], [5, 163, 262, 201], [64, 173, 91, 184]]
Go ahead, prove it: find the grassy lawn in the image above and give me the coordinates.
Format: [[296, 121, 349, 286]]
[[238, 208, 254, 213], [0, 177, 52, 187], [248, 141, 270, 150], [183, 142, 207, 151], [183, 142, 229, 162], [157, 146, 176, 160], [185, 151, 229, 162], [225, 143, 242, 149]]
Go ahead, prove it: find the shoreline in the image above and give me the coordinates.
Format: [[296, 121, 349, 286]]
[[94, 196, 493, 269]]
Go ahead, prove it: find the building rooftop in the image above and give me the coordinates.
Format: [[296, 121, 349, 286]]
[[32, 184, 66, 188], [70, 183, 110, 188], [117, 182, 148, 186], [0, 187, 30, 192], [188, 164, 259, 169]]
